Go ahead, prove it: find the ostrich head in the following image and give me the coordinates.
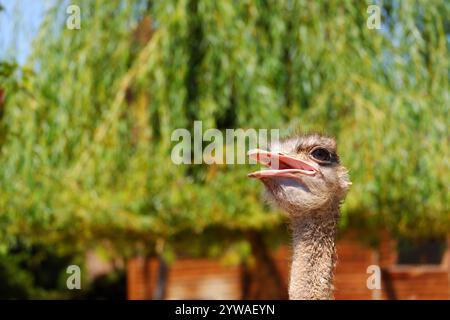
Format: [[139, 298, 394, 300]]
[[248, 133, 350, 217]]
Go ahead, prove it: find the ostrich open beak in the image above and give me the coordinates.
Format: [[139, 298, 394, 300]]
[[247, 149, 319, 180]]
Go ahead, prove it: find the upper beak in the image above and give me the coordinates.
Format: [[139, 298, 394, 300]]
[[247, 149, 319, 180]]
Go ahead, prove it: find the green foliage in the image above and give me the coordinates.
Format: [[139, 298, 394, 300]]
[[0, 242, 77, 299], [0, 0, 448, 261], [0, 239, 125, 299]]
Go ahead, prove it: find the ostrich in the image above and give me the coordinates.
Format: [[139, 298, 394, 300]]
[[247, 133, 350, 300]]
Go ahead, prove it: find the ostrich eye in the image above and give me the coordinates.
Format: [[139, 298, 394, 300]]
[[310, 148, 332, 163]]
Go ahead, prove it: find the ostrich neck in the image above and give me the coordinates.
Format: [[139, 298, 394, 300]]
[[289, 207, 339, 300]]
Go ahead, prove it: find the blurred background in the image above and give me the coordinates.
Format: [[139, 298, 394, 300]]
[[0, 0, 448, 299]]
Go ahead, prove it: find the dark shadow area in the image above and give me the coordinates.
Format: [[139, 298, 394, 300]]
[[397, 238, 447, 265]]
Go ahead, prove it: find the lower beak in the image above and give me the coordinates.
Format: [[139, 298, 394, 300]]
[[247, 149, 319, 179]]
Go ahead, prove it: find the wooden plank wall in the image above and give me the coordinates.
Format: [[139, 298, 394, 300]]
[[127, 235, 450, 300], [381, 267, 449, 300], [334, 239, 376, 299], [166, 259, 241, 299]]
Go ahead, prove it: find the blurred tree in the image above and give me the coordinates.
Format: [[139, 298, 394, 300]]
[[0, 0, 448, 298], [0, 241, 78, 299]]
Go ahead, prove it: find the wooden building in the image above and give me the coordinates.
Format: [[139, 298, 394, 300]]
[[127, 233, 450, 300]]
